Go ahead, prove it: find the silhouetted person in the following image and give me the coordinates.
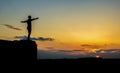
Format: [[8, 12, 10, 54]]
[[21, 15, 39, 40]]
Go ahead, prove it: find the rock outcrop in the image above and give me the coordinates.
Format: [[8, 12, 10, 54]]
[[0, 40, 37, 63]]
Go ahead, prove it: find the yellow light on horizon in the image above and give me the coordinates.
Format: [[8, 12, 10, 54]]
[[90, 48, 101, 53]]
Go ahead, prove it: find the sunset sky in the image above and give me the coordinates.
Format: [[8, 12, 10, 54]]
[[0, 0, 120, 59]]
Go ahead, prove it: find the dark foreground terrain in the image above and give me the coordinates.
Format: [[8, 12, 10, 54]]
[[37, 59, 120, 71], [38, 58, 120, 65], [0, 39, 119, 66]]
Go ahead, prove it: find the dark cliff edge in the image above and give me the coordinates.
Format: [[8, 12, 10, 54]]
[[0, 40, 37, 64]]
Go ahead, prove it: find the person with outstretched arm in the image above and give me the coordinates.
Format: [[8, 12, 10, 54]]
[[21, 15, 39, 40]]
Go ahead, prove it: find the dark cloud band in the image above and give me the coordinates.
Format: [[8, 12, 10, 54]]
[[15, 36, 54, 41], [3, 24, 22, 31]]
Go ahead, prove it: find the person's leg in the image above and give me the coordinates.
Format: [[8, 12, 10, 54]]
[[28, 28, 31, 40], [28, 33, 30, 40]]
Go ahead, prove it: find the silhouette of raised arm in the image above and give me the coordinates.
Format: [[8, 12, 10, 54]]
[[21, 20, 27, 23], [31, 17, 39, 21]]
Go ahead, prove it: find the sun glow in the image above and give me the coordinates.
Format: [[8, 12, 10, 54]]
[[95, 55, 101, 58]]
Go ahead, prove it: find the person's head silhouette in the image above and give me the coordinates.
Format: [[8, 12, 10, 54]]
[[28, 15, 32, 19]]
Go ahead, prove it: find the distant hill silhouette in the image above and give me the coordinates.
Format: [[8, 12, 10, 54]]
[[38, 58, 120, 64], [0, 40, 37, 64]]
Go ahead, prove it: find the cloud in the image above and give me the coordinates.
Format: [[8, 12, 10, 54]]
[[37, 50, 85, 59], [15, 36, 54, 41], [58, 50, 73, 52], [38, 50, 69, 59], [81, 44, 100, 48], [96, 49, 120, 59], [38, 37, 54, 41], [45, 47, 55, 50], [81, 44, 92, 47], [57, 50, 85, 52], [72, 50, 85, 51], [37, 48, 120, 59], [101, 49, 120, 53], [37, 48, 89, 59], [3, 24, 22, 31], [80, 44, 104, 52]]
